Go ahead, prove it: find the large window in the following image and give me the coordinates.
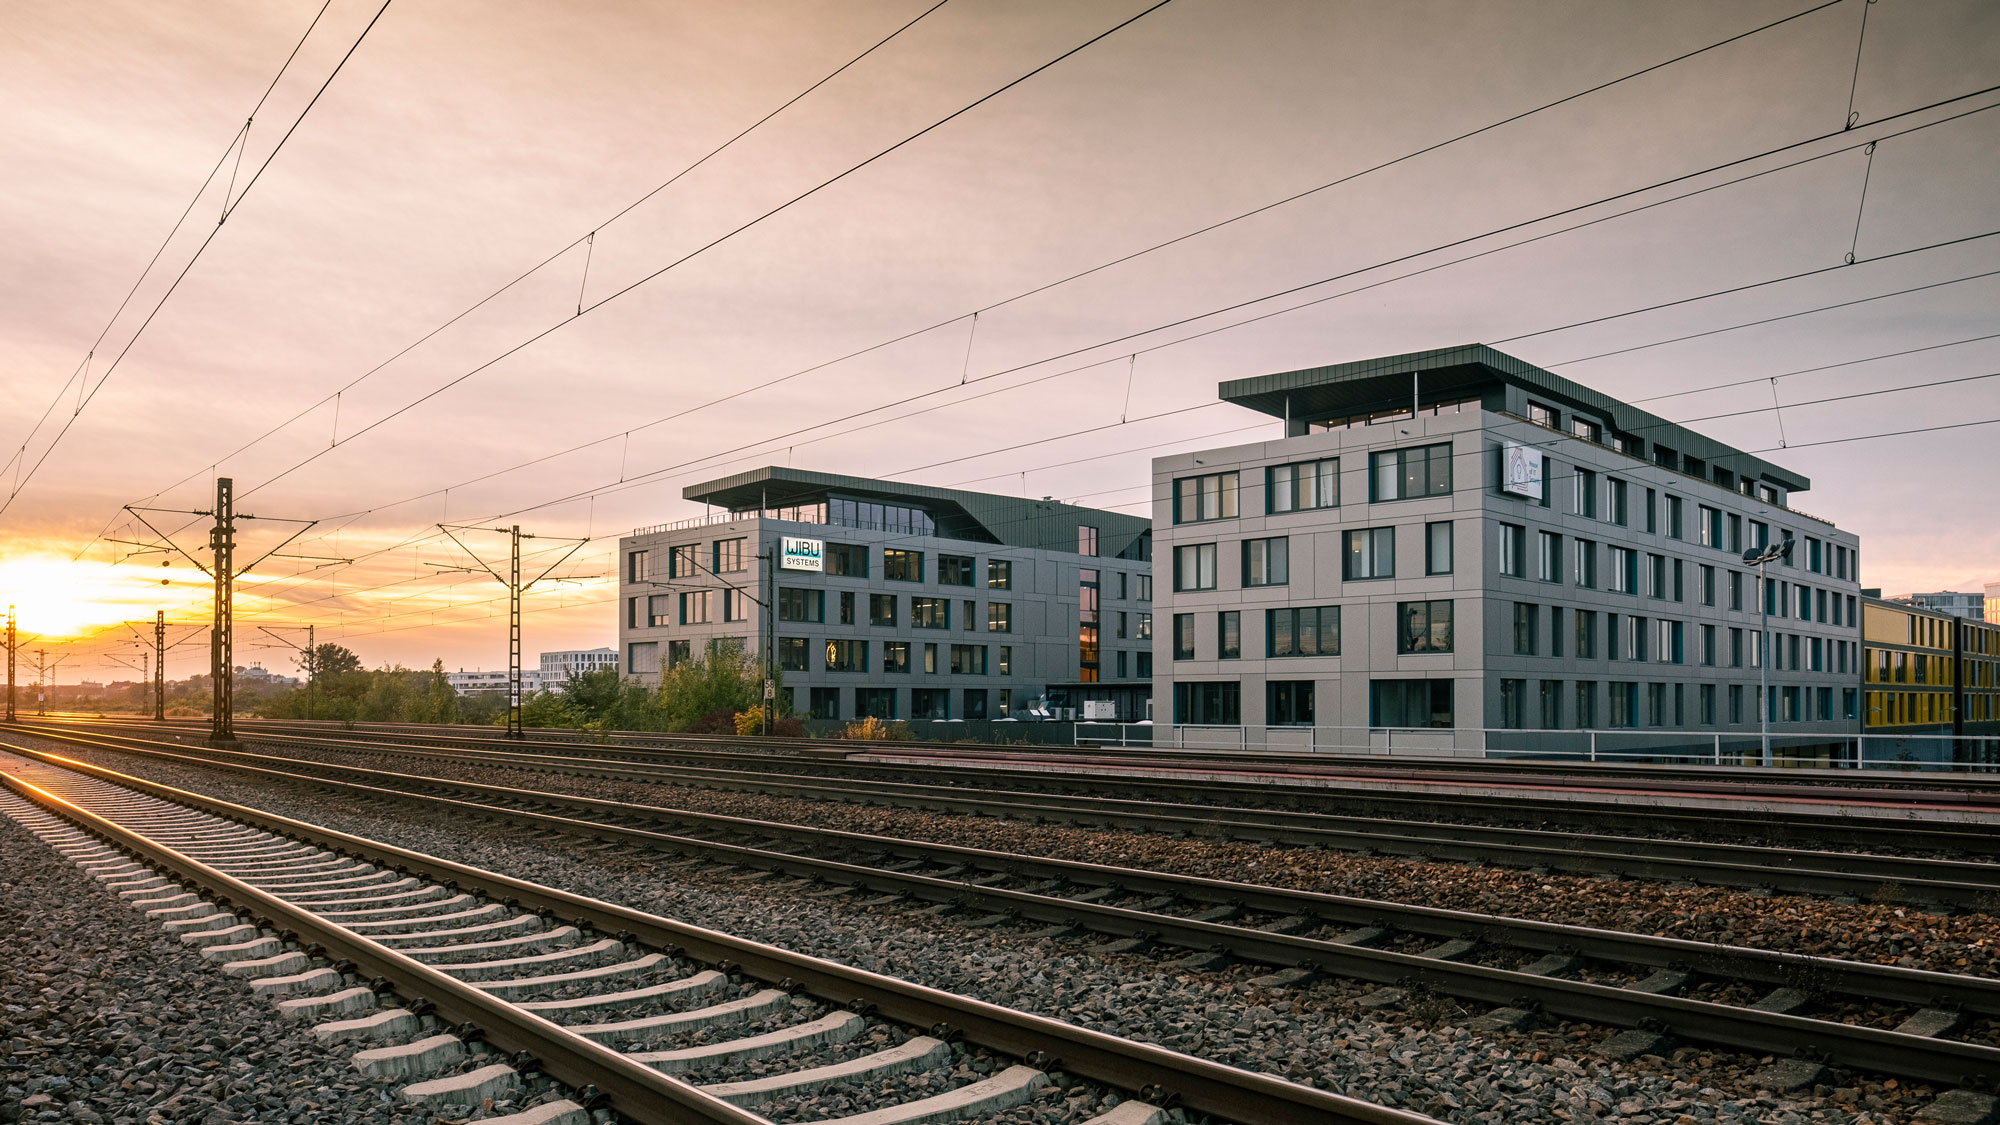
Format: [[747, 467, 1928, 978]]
[[987, 603, 1011, 632], [713, 538, 746, 574], [667, 639, 691, 669], [1136, 574, 1152, 601], [1573, 468, 1597, 518], [1500, 679, 1525, 729], [824, 639, 868, 672], [870, 593, 897, 627], [854, 687, 897, 719], [911, 597, 948, 629], [882, 641, 909, 674], [1609, 681, 1638, 727], [680, 590, 712, 624], [1268, 681, 1314, 725], [1537, 531, 1562, 583], [1218, 611, 1240, 659], [670, 544, 700, 578], [883, 549, 923, 582], [778, 587, 824, 623], [1371, 679, 1452, 728], [778, 637, 808, 672], [1077, 526, 1098, 557], [1370, 443, 1452, 501], [1426, 522, 1453, 575], [1343, 527, 1394, 580], [1173, 471, 1239, 523], [830, 498, 934, 537], [1606, 478, 1628, 526], [949, 644, 987, 674], [825, 542, 868, 578], [910, 689, 948, 720], [1575, 609, 1597, 658], [722, 589, 750, 623], [1174, 681, 1240, 725], [987, 559, 1011, 589], [1666, 496, 1684, 539], [627, 550, 651, 582], [1268, 458, 1338, 513], [1574, 538, 1597, 588], [1242, 537, 1289, 587], [1174, 543, 1217, 591], [809, 688, 839, 720], [938, 555, 976, 587], [1269, 606, 1340, 657], [627, 641, 659, 675], [1398, 601, 1453, 654], [1173, 613, 1195, 660], [1498, 523, 1525, 577], [1607, 546, 1637, 594], [648, 594, 673, 627], [1513, 602, 1539, 655]]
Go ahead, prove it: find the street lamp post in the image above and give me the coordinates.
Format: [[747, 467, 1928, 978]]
[[1742, 535, 1793, 768]]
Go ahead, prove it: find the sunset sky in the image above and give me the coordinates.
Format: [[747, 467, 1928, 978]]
[[3, 0, 1995, 685]]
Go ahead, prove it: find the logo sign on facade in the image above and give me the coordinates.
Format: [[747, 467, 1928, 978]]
[[1500, 441, 1543, 500], [780, 536, 824, 572]]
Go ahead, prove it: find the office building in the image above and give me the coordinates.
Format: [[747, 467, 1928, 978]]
[[1890, 592, 1987, 620], [1153, 344, 1862, 754], [1860, 595, 2000, 761], [618, 467, 1152, 721], [540, 647, 618, 679]]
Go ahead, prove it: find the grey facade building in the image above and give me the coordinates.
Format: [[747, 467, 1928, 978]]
[[1892, 592, 1987, 620], [617, 467, 1153, 721], [1153, 345, 1863, 755]]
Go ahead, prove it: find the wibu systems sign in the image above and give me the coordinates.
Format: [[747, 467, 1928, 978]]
[[1501, 441, 1543, 500], [780, 536, 824, 572]]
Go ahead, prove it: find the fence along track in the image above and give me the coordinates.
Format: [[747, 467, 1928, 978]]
[[0, 745, 1436, 1125], [28, 722, 2000, 907], [48, 716, 2000, 857], [12, 735, 2000, 1094]]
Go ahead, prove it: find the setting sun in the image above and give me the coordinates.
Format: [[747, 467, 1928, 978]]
[[0, 552, 205, 640]]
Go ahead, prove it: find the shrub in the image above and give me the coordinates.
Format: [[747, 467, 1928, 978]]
[[844, 716, 890, 741], [734, 707, 765, 736]]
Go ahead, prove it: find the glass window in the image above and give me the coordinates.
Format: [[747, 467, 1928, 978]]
[[680, 590, 712, 625], [1426, 521, 1453, 576], [962, 599, 977, 631], [1698, 565, 1716, 606], [1077, 526, 1099, 556], [1242, 537, 1289, 587], [1173, 613, 1195, 660], [1608, 546, 1638, 594], [1647, 553, 1667, 598], [713, 538, 746, 574], [809, 687, 839, 720], [1218, 611, 1240, 659], [1540, 679, 1563, 729], [938, 555, 975, 587], [1573, 468, 1597, 518], [666, 639, 691, 669], [1370, 443, 1452, 501], [627, 550, 651, 582], [778, 587, 824, 623], [1574, 539, 1597, 588], [825, 542, 868, 578], [1269, 606, 1341, 657], [1173, 472, 1239, 523], [1174, 543, 1217, 591], [910, 689, 948, 720], [1607, 478, 1628, 526], [648, 594, 673, 627], [1267, 458, 1339, 513], [1569, 417, 1600, 443], [911, 597, 948, 629], [1173, 681, 1240, 725], [949, 644, 987, 674], [854, 687, 897, 719], [1666, 496, 1684, 539], [778, 637, 808, 672], [987, 559, 1012, 589], [1137, 612, 1153, 639], [883, 549, 923, 582], [1575, 681, 1596, 728], [882, 641, 909, 673], [722, 588, 750, 622], [1537, 531, 1562, 583], [1499, 523, 1525, 577], [1500, 679, 1525, 729], [1609, 681, 1637, 727], [1528, 402, 1558, 428], [1343, 527, 1395, 579], [670, 544, 700, 579], [626, 640, 659, 675], [1370, 679, 1452, 728], [1700, 505, 1721, 548], [988, 603, 1011, 632], [998, 646, 1011, 675], [1513, 602, 1539, 655], [1399, 601, 1454, 654], [1136, 574, 1152, 602], [870, 593, 897, 627], [1268, 681, 1315, 725], [824, 639, 868, 672], [1575, 609, 1596, 659]]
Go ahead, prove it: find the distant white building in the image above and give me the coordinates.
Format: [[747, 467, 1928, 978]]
[[446, 648, 615, 696], [236, 664, 301, 687], [1891, 592, 1986, 620]]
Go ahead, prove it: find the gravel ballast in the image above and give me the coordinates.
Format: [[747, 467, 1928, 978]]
[[15, 735, 1974, 1124]]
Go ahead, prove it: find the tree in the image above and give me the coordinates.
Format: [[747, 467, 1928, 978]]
[[655, 649, 764, 732], [302, 643, 362, 678]]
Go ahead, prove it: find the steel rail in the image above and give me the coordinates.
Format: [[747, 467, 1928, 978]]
[[10, 736, 2000, 1087], [0, 768, 767, 1125], [34, 722, 2000, 904], [91, 714, 2000, 797], [166, 714, 2000, 796], [0, 745, 1437, 1125]]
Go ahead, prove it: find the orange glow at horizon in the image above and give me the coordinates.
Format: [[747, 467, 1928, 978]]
[[0, 551, 208, 641]]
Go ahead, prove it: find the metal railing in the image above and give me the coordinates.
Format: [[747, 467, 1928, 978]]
[[1072, 722, 2000, 770]]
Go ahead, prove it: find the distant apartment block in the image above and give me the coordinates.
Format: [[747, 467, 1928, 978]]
[[1889, 591, 1988, 620]]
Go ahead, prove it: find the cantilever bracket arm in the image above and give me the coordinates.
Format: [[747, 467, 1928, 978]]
[[121, 507, 214, 577]]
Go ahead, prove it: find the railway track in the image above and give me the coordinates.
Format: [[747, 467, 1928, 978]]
[[12, 732, 2000, 1101], [47, 717, 2000, 857], [0, 747, 1429, 1125], [27, 721, 2000, 905]]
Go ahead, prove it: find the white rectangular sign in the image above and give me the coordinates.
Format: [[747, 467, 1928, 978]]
[[1501, 441, 1543, 500], [779, 536, 824, 571]]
